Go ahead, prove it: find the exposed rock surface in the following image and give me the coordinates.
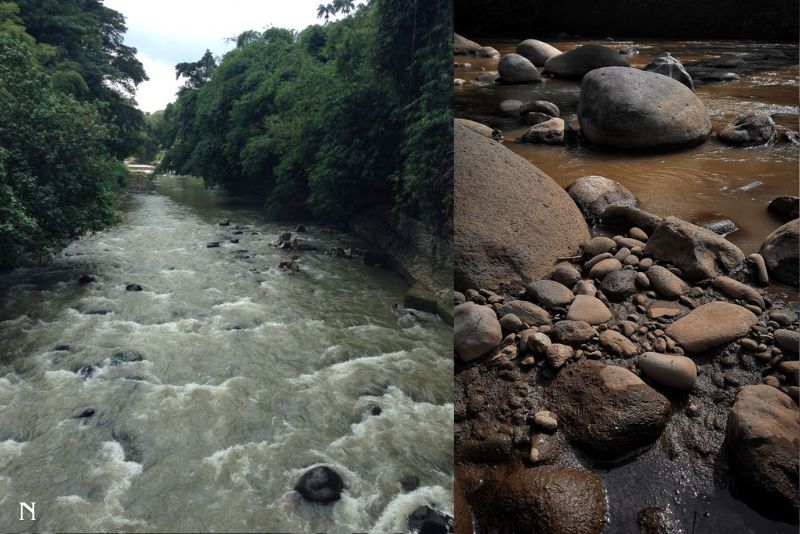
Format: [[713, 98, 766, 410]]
[[665, 301, 757, 352], [544, 44, 630, 79], [454, 33, 481, 55], [638, 352, 697, 390], [526, 280, 575, 309], [294, 466, 344, 504], [516, 39, 562, 66], [760, 219, 799, 288], [521, 118, 564, 144], [565, 295, 612, 324], [455, 302, 502, 362], [718, 110, 775, 146], [768, 195, 799, 222], [566, 175, 638, 224], [454, 118, 501, 140], [643, 53, 694, 90], [498, 53, 542, 84], [498, 300, 551, 326]]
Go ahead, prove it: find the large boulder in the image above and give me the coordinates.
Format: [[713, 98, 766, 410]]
[[454, 123, 590, 292], [454, 118, 501, 141], [644, 216, 745, 280], [294, 466, 344, 504], [760, 219, 799, 288], [543, 44, 629, 79], [727, 385, 799, 519], [407, 506, 453, 534], [498, 53, 542, 84], [643, 53, 694, 91], [578, 67, 711, 151], [454, 302, 502, 362], [768, 195, 799, 222], [665, 301, 757, 352], [566, 175, 638, 224], [516, 39, 562, 67], [547, 360, 671, 458], [454, 33, 481, 55], [475, 46, 500, 59], [718, 110, 775, 146]]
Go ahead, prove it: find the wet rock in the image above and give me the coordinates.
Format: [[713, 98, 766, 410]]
[[78, 274, 95, 284], [709, 53, 747, 69], [454, 33, 481, 55], [665, 301, 757, 352], [519, 100, 560, 118], [638, 352, 697, 390], [521, 118, 564, 144], [599, 269, 638, 302], [206, 241, 221, 248], [768, 195, 799, 222], [552, 320, 596, 346], [548, 360, 671, 458], [718, 110, 775, 146], [454, 118, 501, 141], [407, 506, 452, 534], [618, 46, 638, 55], [774, 329, 799, 354], [125, 284, 143, 292], [110, 349, 143, 366], [454, 123, 590, 292], [54, 344, 71, 351], [584, 236, 616, 257], [578, 67, 711, 151], [498, 300, 551, 326], [748, 253, 769, 284], [294, 224, 306, 232], [727, 385, 799, 519], [77, 365, 95, 379], [637, 507, 682, 534], [400, 475, 419, 493], [760, 219, 799, 288], [712, 276, 765, 310], [73, 407, 95, 418], [544, 44, 629, 79], [545, 343, 574, 369], [454, 302, 502, 362], [496, 99, 523, 117], [294, 466, 344, 504], [699, 218, 738, 236], [644, 216, 745, 280], [567, 175, 639, 224], [523, 111, 555, 126], [498, 53, 542, 84], [599, 329, 638, 357], [551, 263, 581, 287], [603, 205, 663, 234], [645, 265, 688, 299], [566, 295, 612, 325], [526, 280, 574, 309], [219, 220, 230, 226], [771, 309, 797, 326], [643, 53, 694, 90], [475, 46, 500, 59], [516, 39, 562, 67]]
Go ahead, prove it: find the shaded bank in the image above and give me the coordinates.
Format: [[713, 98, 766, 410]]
[[454, 0, 799, 41]]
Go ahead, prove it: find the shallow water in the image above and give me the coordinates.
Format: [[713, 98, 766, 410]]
[[455, 39, 799, 259], [0, 176, 453, 532]]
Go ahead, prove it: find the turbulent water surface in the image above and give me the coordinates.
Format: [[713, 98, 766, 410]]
[[0, 176, 453, 532]]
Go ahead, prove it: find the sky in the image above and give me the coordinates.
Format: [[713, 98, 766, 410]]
[[104, 0, 326, 113]]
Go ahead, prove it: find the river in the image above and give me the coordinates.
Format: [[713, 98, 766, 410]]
[[0, 175, 453, 532]]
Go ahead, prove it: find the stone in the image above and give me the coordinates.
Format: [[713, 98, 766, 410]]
[[566, 295, 612, 325], [125, 284, 143, 292], [78, 274, 95, 284], [584, 236, 616, 257], [574, 280, 597, 297], [588, 258, 622, 280], [727, 385, 799, 519], [454, 33, 480, 55], [547, 360, 671, 458], [774, 329, 799, 354], [585, 252, 613, 271], [780, 361, 800, 384], [578, 67, 711, 151], [521, 118, 564, 144], [599, 329, 638, 357], [400, 475, 419, 492], [454, 123, 590, 292], [519, 100, 560, 118], [603, 205, 663, 234], [712, 276, 765, 310], [407, 506, 452, 534], [599, 269, 638, 302], [665, 301, 758, 352], [566, 175, 638, 224], [528, 332, 553, 354], [709, 53, 747, 68], [526, 279, 575, 309], [638, 352, 697, 390], [545, 343, 574, 368], [629, 227, 648, 241], [643, 53, 694, 90], [533, 410, 558, 431], [644, 216, 745, 280], [110, 349, 143, 366], [295, 466, 344, 504], [718, 110, 775, 147], [637, 507, 682, 534], [635, 272, 650, 289], [523, 112, 555, 126], [543, 44, 630, 79], [748, 253, 769, 284], [768, 195, 799, 222], [498, 53, 542, 84], [552, 320, 596, 346], [516, 39, 562, 66], [496, 99, 523, 117], [551, 263, 581, 288], [454, 118, 501, 140], [499, 313, 523, 332], [645, 265, 689, 299], [475, 46, 500, 59], [454, 302, 502, 362], [499, 300, 551, 326], [206, 242, 221, 248], [760, 219, 799, 288]]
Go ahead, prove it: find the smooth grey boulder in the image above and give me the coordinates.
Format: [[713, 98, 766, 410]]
[[566, 175, 638, 224], [516, 39, 562, 67], [475, 46, 500, 58], [454, 33, 481, 55], [578, 67, 711, 151], [498, 53, 542, 84], [643, 53, 694, 91], [454, 302, 502, 362], [760, 219, 799, 287], [718, 110, 775, 146], [543, 44, 629, 79]]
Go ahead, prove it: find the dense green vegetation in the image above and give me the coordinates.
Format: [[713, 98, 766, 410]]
[[0, 1, 145, 267], [159, 0, 452, 227]]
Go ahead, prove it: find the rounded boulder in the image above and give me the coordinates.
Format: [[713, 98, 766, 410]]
[[543, 44, 629, 79]]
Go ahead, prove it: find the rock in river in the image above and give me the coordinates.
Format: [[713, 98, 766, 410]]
[[718, 110, 775, 147], [498, 53, 542, 84], [548, 360, 671, 458], [454, 118, 501, 141], [760, 219, 799, 288], [294, 465, 344, 504], [578, 67, 711, 151], [454, 33, 481, 55], [638, 352, 697, 390], [543, 44, 630, 79], [516, 39, 562, 67], [454, 122, 590, 292], [727, 385, 799, 519], [768, 195, 799, 222], [110, 349, 143, 366], [455, 302, 502, 362], [665, 301, 757, 352], [407, 506, 452, 534], [643, 53, 694, 91], [566, 175, 638, 224], [566, 295, 612, 325], [520, 118, 564, 144]]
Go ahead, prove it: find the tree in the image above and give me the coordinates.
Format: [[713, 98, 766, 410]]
[[175, 49, 217, 89]]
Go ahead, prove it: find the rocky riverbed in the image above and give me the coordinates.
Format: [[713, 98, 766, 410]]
[[453, 122, 798, 533]]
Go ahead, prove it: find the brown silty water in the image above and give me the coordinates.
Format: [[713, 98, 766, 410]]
[[455, 38, 798, 300]]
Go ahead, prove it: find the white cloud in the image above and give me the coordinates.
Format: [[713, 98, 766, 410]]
[[134, 52, 183, 113]]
